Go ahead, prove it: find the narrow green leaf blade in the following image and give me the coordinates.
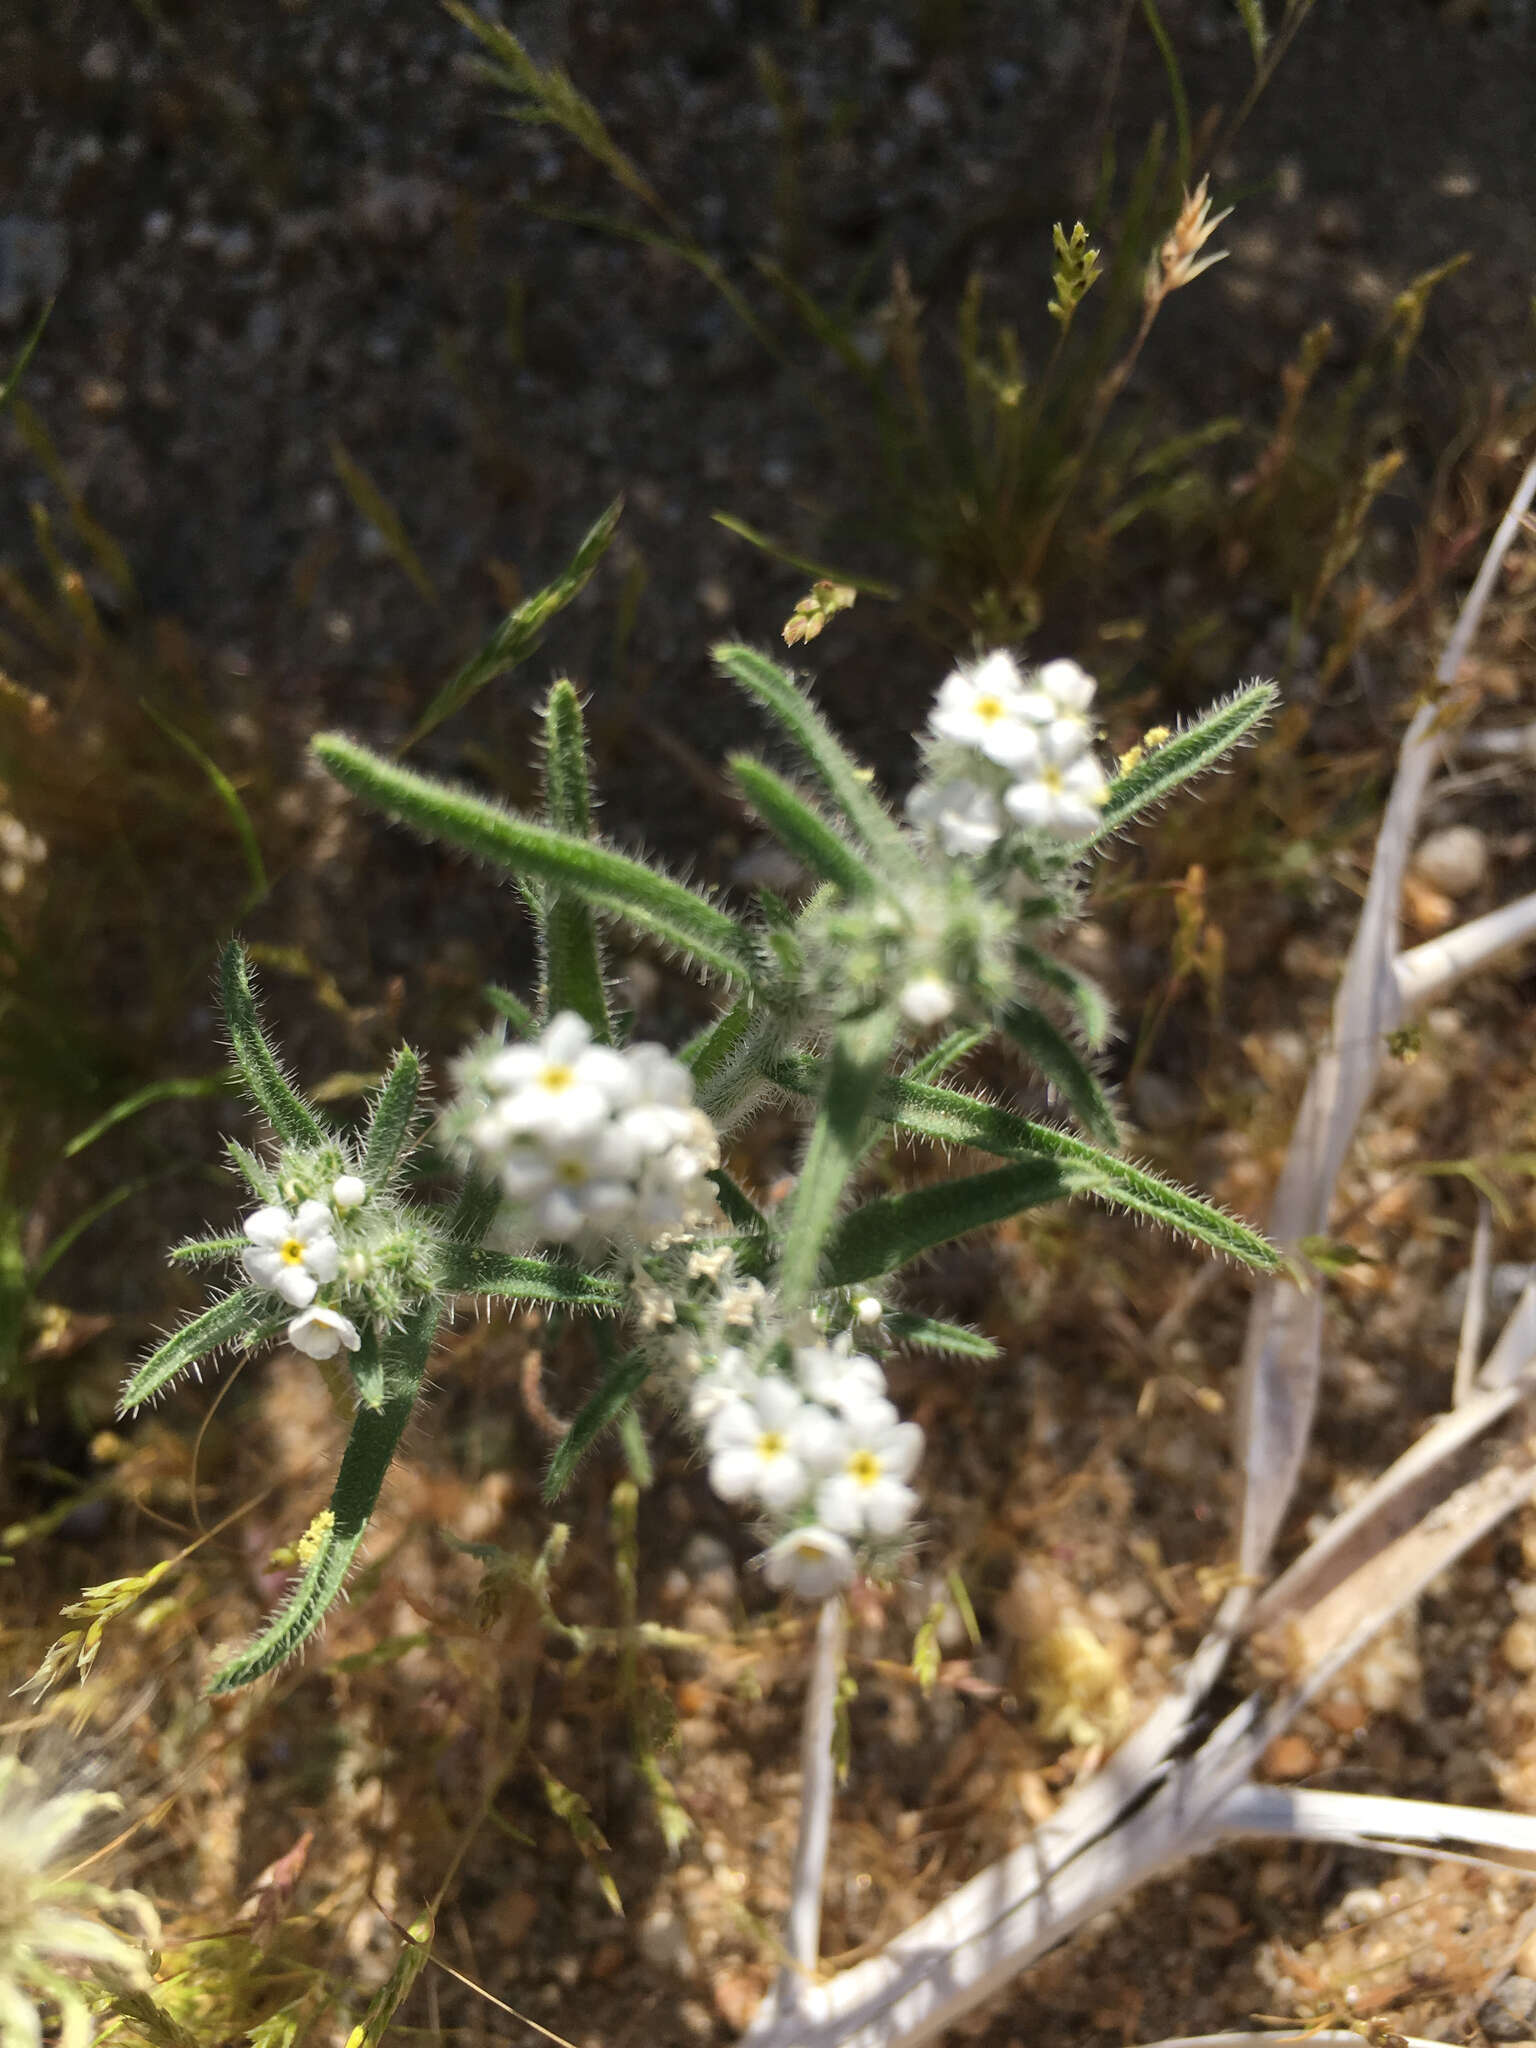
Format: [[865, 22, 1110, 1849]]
[[1234, 0, 1268, 65], [169, 1232, 249, 1266], [543, 1348, 651, 1500], [406, 497, 622, 748], [730, 756, 879, 897], [1091, 681, 1276, 843], [712, 644, 915, 870], [361, 1046, 422, 1186], [207, 1304, 438, 1693], [1001, 1002, 1118, 1148], [541, 680, 611, 1037], [219, 942, 329, 1148], [820, 1157, 1098, 1286], [1014, 947, 1112, 1050], [0, 299, 52, 418], [906, 1027, 985, 1084], [144, 701, 269, 912], [883, 1312, 1000, 1360], [313, 735, 759, 987], [118, 1287, 270, 1414], [779, 1006, 899, 1309], [437, 1244, 624, 1311], [64, 1074, 230, 1159], [708, 1166, 768, 1235], [484, 984, 539, 1036]]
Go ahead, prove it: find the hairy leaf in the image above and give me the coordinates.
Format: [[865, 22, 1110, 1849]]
[[219, 942, 329, 1148], [437, 1244, 624, 1310], [544, 1348, 652, 1500], [540, 680, 612, 1037], [1093, 681, 1276, 842], [1015, 947, 1112, 1050], [779, 1006, 899, 1309], [1000, 1002, 1118, 1147], [883, 1312, 1000, 1360], [118, 1287, 274, 1414], [730, 756, 878, 897], [820, 1158, 1098, 1285], [361, 1046, 422, 1186]]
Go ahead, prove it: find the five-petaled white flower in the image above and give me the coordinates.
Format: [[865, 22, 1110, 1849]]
[[499, 1123, 642, 1242], [813, 1408, 924, 1538], [906, 776, 1003, 857], [485, 1013, 634, 1144], [1003, 724, 1110, 839], [242, 1200, 341, 1308], [706, 1378, 826, 1512], [761, 1525, 856, 1600], [928, 652, 1051, 771], [794, 1342, 892, 1419], [287, 1305, 362, 1360]]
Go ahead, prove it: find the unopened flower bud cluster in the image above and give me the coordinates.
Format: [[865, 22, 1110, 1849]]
[[448, 1013, 721, 1247], [237, 1144, 436, 1361], [645, 1253, 924, 1598]]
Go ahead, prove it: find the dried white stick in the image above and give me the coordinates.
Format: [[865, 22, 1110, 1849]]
[[783, 1597, 848, 1981], [1132, 2038, 1446, 2048], [1217, 1781, 1536, 1859], [1395, 889, 1536, 1011], [1453, 1197, 1493, 1405]]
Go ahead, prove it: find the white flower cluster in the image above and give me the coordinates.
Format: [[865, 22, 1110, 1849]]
[[683, 1330, 923, 1599], [454, 1013, 720, 1246], [243, 1174, 369, 1360], [910, 651, 1111, 853]]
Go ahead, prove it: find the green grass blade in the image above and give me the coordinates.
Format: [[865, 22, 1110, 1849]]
[[142, 701, 269, 912], [1234, 0, 1268, 65], [820, 1157, 1099, 1286], [361, 1047, 422, 1185], [0, 299, 52, 418], [117, 1286, 270, 1414], [405, 497, 622, 748], [219, 942, 330, 1147], [328, 435, 438, 606], [541, 681, 611, 1037], [1014, 948, 1112, 1050], [883, 1312, 1000, 1360], [484, 984, 539, 1036], [1091, 681, 1276, 843], [543, 1347, 651, 1501], [436, 1245, 624, 1311], [711, 644, 915, 871], [207, 1304, 438, 1693], [710, 512, 899, 598], [64, 1075, 230, 1159], [778, 1006, 898, 1309], [1001, 1002, 1118, 1147], [730, 756, 879, 897], [313, 735, 759, 987], [1140, 0, 1191, 185]]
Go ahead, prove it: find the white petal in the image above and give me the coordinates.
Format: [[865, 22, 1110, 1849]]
[[574, 1045, 636, 1107], [274, 1266, 318, 1308], [977, 719, 1042, 772], [815, 1473, 867, 1536], [709, 1444, 761, 1502], [762, 1526, 856, 1598], [1002, 779, 1053, 829], [1036, 657, 1096, 711], [754, 1377, 806, 1430], [862, 1475, 919, 1535], [243, 1205, 292, 1248], [292, 1199, 335, 1241], [879, 1419, 925, 1480], [757, 1451, 811, 1511], [485, 1045, 541, 1091], [287, 1308, 362, 1360], [302, 1235, 340, 1283], [536, 1190, 587, 1239], [243, 1245, 284, 1288], [541, 1013, 594, 1063]]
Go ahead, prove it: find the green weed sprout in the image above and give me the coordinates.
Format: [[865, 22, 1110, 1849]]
[[100, 522, 1275, 1688]]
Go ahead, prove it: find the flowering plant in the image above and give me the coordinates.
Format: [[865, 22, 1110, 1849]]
[[113, 592, 1277, 1691]]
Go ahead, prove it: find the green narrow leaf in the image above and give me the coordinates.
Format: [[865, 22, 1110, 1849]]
[[544, 1348, 651, 1500], [1015, 948, 1112, 1050], [64, 1074, 230, 1159], [329, 434, 437, 606], [541, 680, 611, 1037], [1140, 0, 1191, 185], [484, 984, 539, 1036], [711, 644, 915, 873], [169, 1232, 249, 1266], [344, 1910, 434, 2048], [219, 942, 329, 1148], [681, 997, 754, 1084], [779, 1006, 899, 1310], [361, 1047, 422, 1185], [436, 1244, 624, 1311], [118, 1287, 271, 1414], [1092, 682, 1276, 843], [730, 756, 879, 897], [0, 299, 52, 418], [1234, 0, 1268, 65], [710, 510, 898, 597], [820, 1158, 1100, 1286], [313, 735, 760, 988], [449, 1170, 501, 1246], [906, 1027, 985, 1084], [1001, 1003, 1119, 1148], [883, 1312, 1000, 1361], [142, 701, 269, 912], [708, 1166, 769, 1235], [405, 497, 622, 748], [208, 1304, 438, 1693]]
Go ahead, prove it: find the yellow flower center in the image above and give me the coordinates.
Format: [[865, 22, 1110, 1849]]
[[279, 1238, 306, 1266], [757, 1430, 786, 1458], [792, 1538, 826, 1562], [847, 1449, 882, 1486], [975, 694, 1005, 723], [1041, 766, 1063, 793], [557, 1159, 590, 1186], [541, 1063, 576, 1091]]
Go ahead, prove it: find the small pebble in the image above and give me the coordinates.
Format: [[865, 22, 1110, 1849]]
[[1412, 823, 1489, 898], [1503, 1618, 1536, 1675], [1263, 1732, 1315, 1779]]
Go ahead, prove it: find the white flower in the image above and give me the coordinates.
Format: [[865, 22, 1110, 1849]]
[[1035, 657, 1096, 714], [499, 1123, 643, 1241], [761, 1525, 856, 1600], [928, 652, 1051, 771], [486, 1013, 633, 1143], [242, 1200, 341, 1308], [794, 1341, 890, 1418], [813, 1409, 924, 1538], [619, 1042, 699, 1153], [332, 1173, 368, 1210], [907, 776, 1003, 857], [687, 1346, 761, 1425], [899, 974, 957, 1028], [706, 1378, 824, 1512], [287, 1306, 362, 1360], [1003, 725, 1110, 839]]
